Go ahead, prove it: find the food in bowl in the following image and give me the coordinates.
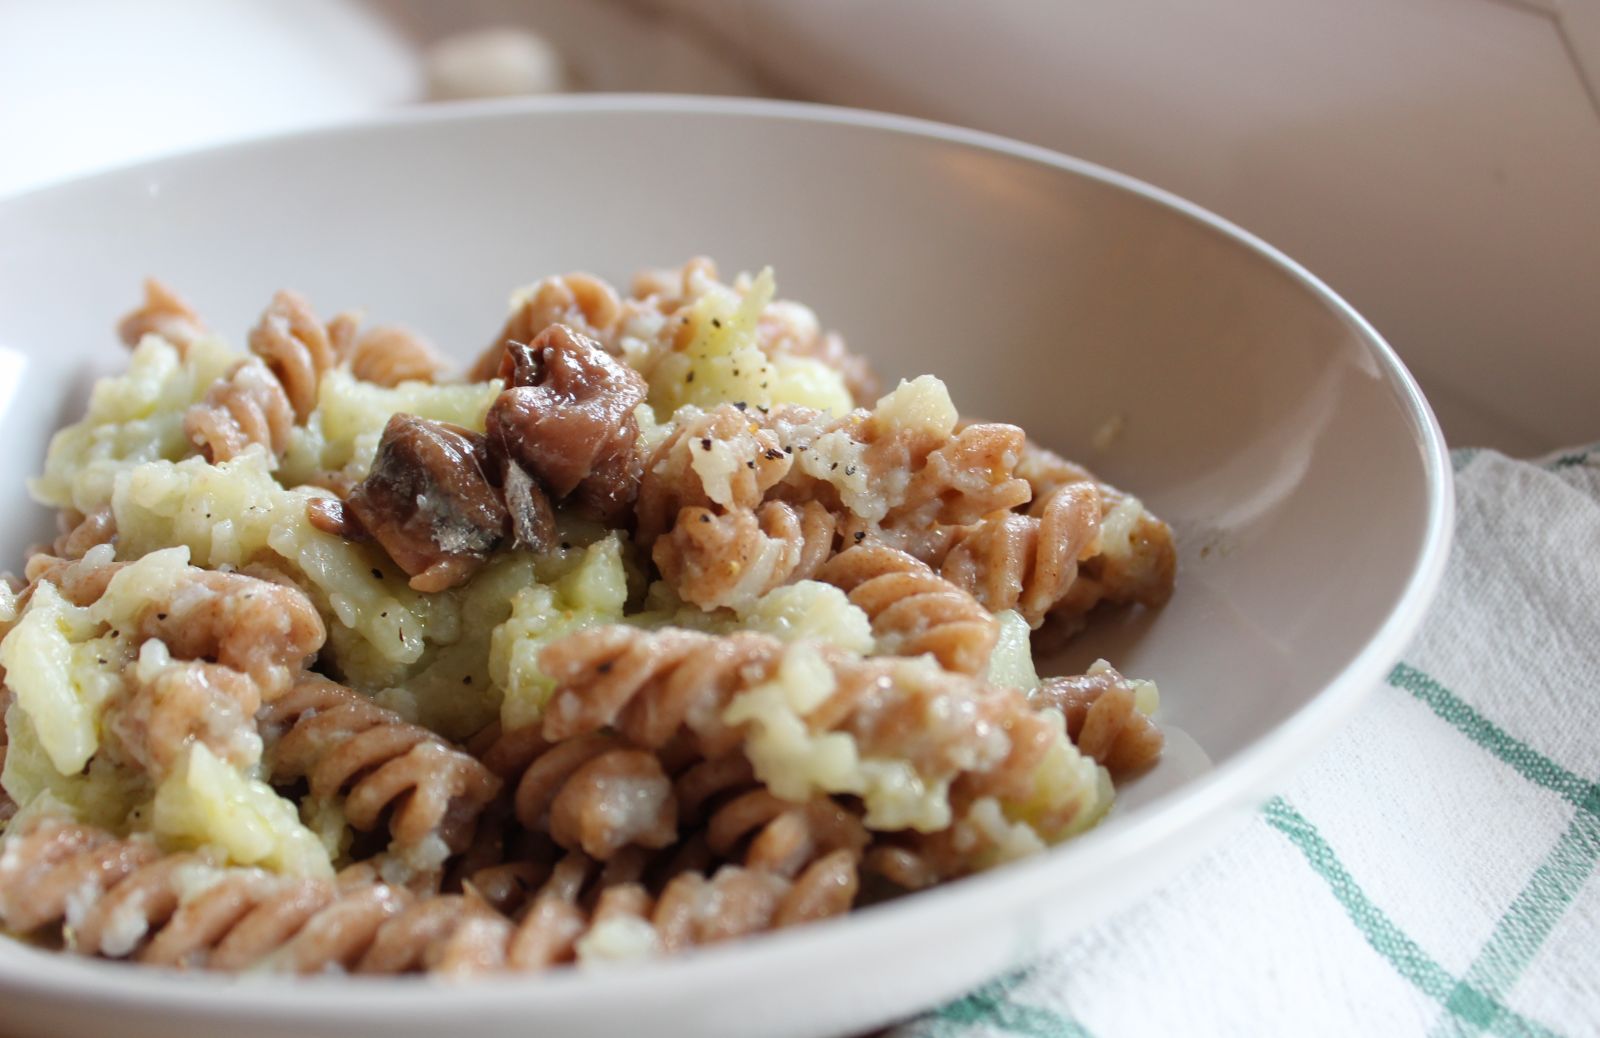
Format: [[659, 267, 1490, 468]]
[[0, 259, 1174, 974]]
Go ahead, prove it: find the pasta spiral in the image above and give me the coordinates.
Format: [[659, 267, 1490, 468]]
[[247, 289, 338, 422], [861, 672, 1163, 888], [1035, 664, 1163, 778], [635, 404, 794, 546], [1015, 439, 1177, 612], [455, 847, 859, 969], [111, 657, 266, 775], [626, 256, 720, 319], [653, 499, 837, 611], [637, 404, 1037, 616], [182, 358, 295, 462], [878, 421, 1033, 530], [0, 815, 411, 971], [478, 724, 679, 862], [116, 278, 207, 354], [22, 550, 325, 698], [469, 272, 623, 382], [21, 550, 117, 607], [0, 814, 857, 973], [264, 676, 502, 862], [536, 626, 1086, 844], [340, 324, 446, 387], [538, 627, 781, 756], [817, 543, 997, 674], [45, 506, 117, 560], [673, 754, 868, 878], [11, 551, 325, 779], [134, 566, 327, 698], [936, 480, 1104, 628]]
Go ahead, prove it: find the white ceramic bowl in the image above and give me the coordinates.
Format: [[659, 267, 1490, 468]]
[[0, 97, 1452, 1038]]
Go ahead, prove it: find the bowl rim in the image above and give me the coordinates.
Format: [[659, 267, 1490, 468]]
[[0, 93, 1454, 1015]]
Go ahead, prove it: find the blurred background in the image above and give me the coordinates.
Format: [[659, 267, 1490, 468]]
[[2, 0, 1596, 455]]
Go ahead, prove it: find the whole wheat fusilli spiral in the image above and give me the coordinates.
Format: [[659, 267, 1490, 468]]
[[264, 677, 502, 865], [478, 724, 678, 862], [1036, 664, 1163, 778], [0, 816, 411, 971], [117, 278, 207, 354], [22, 551, 325, 698], [183, 358, 295, 462], [452, 845, 859, 969], [111, 657, 265, 775], [248, 289, 339, 422], [469, 272, 623, 382], [135, 566, 327, 698], [341, 324, 447, 387], [1015, 439, 1177, 614], [635, 404, 794, 546], [45, 506, 117, 560], [673, 754, 868, 878], [653, 500, 837, 611], [877, 421, 1032, 531], [536, 626, 1087, 845], [937, 480, 1104, 628], [0, 814, 857, 973], [637, 402, 1038, 617], [816, 543, 997, 674]]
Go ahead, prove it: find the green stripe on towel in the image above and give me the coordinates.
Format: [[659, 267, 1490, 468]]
[[1264, 798, 1559, 1038], [1387, 664, 1600, 813]]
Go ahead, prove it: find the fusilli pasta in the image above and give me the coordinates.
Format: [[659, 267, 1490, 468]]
[[536, 625, 1108, 846], [816, 543, 997, 674], [0, 259, 1173, 979], [183, 358, 295, 463], [341, 324, 447, 388], [247, 290, 340, 423], [263, 677, 501, 875], [117, 279, 207, 355], [1035, 662, 1164, 778], [469, 272, 623, 382]]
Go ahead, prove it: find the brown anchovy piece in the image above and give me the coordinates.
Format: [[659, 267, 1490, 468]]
[[334, 413, 518, 592], [501, 460, 558, 553], [487, 324, 647, 527]]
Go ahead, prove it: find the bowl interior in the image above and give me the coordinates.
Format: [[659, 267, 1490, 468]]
[[0, 98, 1447, 1035]]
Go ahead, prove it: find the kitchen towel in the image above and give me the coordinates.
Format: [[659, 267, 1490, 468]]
[[897, 444, 1600, 1037]]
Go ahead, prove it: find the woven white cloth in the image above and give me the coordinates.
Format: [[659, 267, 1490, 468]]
[[895, 445, 1600, 1038]]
